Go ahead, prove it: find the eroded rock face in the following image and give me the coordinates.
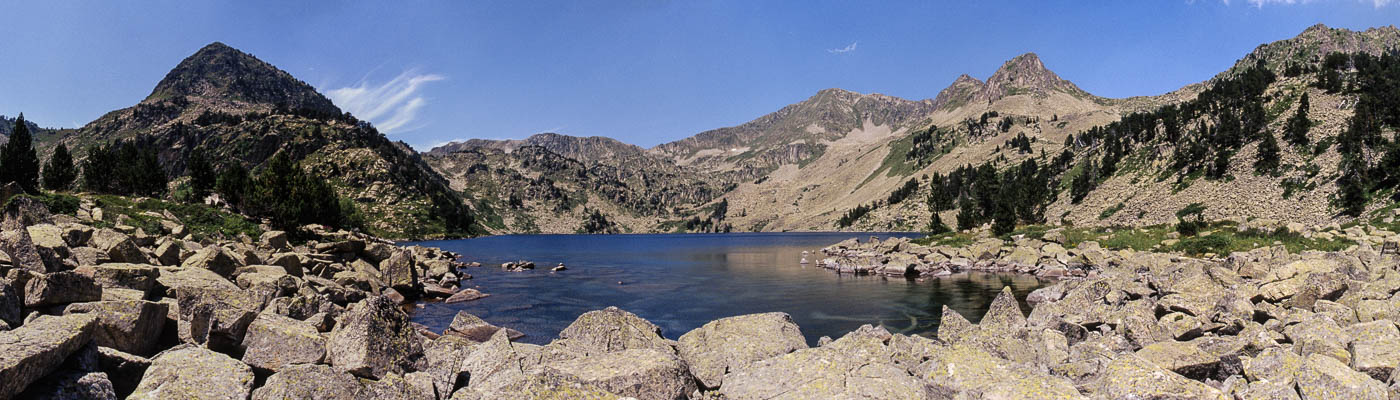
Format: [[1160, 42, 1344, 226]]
[[720, 326, 931, 400], [446, 311, 523, 343], [326, 295, 425, 379], [1094, 355, 1229, 400], [677, 312, 807, 389], [240, 312, 326, 371], [63, 300, 168, 356], [556, 306, 674, 356], [541, 348, 697, 400], [129, 345, 255, 400], [916, 343, 1082, 399], [24, 270, 102, 307], [251, 364, 364, 400], [0, 313, 98, 399], [90, 229, 147, 264]]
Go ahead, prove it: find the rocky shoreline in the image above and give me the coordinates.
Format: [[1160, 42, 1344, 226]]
[[5, 192, 1400, 399]]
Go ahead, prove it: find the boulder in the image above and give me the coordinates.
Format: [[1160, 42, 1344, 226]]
[[979, 286, 1028, 332], [60, 223, 93, 248], [1134, 340, 1220, 380], [89, 229, 147, 264], [0, 279, 20, 327], [444, 288, 489, 303], [379, 250, 418, 290], [362, 372, 436, 399], [677, 312, 807, 389], [457, 375, 622, 399], [64, 300, 168, 356], [97, 347, 151, 398], [251, 364, 364, 400], [175, 286, 260, 352], [1, 195, 53, 229], [1093, 354, 1229, 400], [461, 329, 545, 392], [16, 370, 118, 400], [259, 231, 289, 250], [182, 246, 239, 278], [74, 263, 159, 293], [326, 295, 425, 379], [240, 312, 326, 371], [0, 313, 98, 399], [915, 343, 1082, 399], [540, 348, 696, 400], [423, 335, 478, 397], [1351, 337, 1400, 381], [24, 270, 102, 307], [721, 328, 930, 399], [556, 306, 673, 356], [446, 311, 524, 342], [128, 345, 255, 400], [152, 241, 181, 266], [1297, 353, 1387, 400], [0, 228, 63, 273]]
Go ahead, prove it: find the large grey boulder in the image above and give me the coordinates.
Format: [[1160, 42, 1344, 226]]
[[423, 335, 478, 397], [97, 346, 151, 398], [1, 227, 63, 273], [128, 345, 255, 400], [556, 306, 674, 356], [0, 313, 98, 399], [64, 300, 168, 356], [1297, 353, 1388, 400], [1093, 354, 1228, 400], [182, 246, 239, 278], [326, 295, 425, 379], [0, 278, 20, 327], [240, 312, 326, 371], [462, 329, 545, 392], [446, 311, 523, 342], [455, 375, 622, 399], [251, 364, 364, 400], [16, 370, 118, 400], [540, 348, 697, 400], [74, 263, 159, 293], [915, 342, 1082, 399], [677, 312, 807, 389], [175, 286, 260, 352], [379, 249, 418, 290], [89, 228, 148, 264], [24, 270, 102, 307], [720, 326, 930, 400], [259, 231, 289, 251]]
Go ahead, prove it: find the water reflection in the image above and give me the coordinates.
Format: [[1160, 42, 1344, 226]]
[[409, 233, 1044, 345]]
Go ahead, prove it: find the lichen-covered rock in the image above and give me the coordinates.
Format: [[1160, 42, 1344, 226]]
[[251, 363, 364, 400], [462, 329, 544, 392], [175, 286, 260, 352], [556, 306, 673, 356], [677, 312, 806, 389], [129, 345, 255, 400], [720, 327, 930, 400], [1134, 340, 1221, 380], [379, 249, 418, 290], [326, 295, 425, 379], [362, 372, 436, 399], [1093, 354, 1228, 400], [240, 312, 326, 371], [1, 225, 64, 273], [182, 246, 239, 278], [915, 343, 1082, 399], [64, 300, 168, 356], [937, 305, 974, 343], [152, 240, 182, 266], [24, 270, 102, 307], [1296, 353, 1388, 400], [456, 375, 622, 400], [90, 228, 148, 264], [0, 278, 20, 327], [75, 263, 160, 294], [153, 265, 240, 297], [259, 231, 289, 251], [98, 346, 151, 398], [0, 313, 98, 399], [423, 335, 478, 397], [445, 311, 523, 343], [16, 370, 118, 400], [541, 348, 696, 400]]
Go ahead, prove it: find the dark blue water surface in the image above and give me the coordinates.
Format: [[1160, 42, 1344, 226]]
[[408, 233, 1044, 345]]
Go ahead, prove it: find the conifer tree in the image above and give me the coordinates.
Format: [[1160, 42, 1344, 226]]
[[42, 143, 76, 191], [1254, 133, 1280, 175], [0, 114, 41, 193], [187, 149, 216, 200], [1285, 93, 1311, 147], [928, 212, 950, 235]]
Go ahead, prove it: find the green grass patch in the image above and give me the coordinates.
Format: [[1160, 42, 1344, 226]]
[[91, 194, 262, 241]]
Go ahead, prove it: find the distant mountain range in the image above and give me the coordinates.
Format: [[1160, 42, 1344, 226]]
[[21, 24, 1400, 236]]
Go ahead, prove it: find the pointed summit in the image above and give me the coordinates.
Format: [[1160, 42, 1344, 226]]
[[977, 52, 1089, 102], [146, 42, 340, 115], [931, 74, 986, 111]]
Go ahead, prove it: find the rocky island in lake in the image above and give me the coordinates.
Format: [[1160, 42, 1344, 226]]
[[5, 3, 1400, 399]]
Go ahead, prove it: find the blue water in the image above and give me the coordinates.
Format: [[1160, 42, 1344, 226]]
[[408, 233, 1044, 345]]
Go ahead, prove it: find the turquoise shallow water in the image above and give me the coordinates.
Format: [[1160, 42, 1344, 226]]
[[408, 232, 1044, 345]]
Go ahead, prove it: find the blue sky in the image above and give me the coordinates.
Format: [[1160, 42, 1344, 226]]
[[1, 1, 1397, 150]]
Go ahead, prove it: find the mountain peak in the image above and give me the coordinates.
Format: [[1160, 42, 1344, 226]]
[[146, 42, 340, 115], [979, 52, 1088, 101], [1221, 23, 1400, 80]]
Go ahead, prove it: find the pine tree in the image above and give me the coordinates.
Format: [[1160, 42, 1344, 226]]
[[928, 212, 950, 235], [216, 163, 252, 208], [42, 143, 76, 191], [955, 199, 978, 231], [0, 114, 41, 193], [187, 149, 216, 200], [1254, 133, 1281, 175], [1285, 93, 1311, 147], [991, 194, 1016, 236]]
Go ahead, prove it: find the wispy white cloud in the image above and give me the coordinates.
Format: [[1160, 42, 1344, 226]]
[[325, 70, 444, 133], [827, 41, 858, 54]]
